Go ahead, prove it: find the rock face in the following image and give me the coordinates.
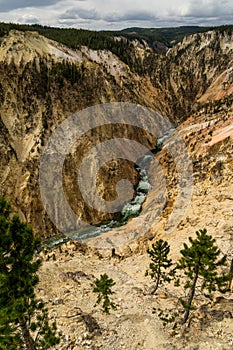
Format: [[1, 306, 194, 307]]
[[0, 28, 232, 240], [0, 30, 160, 236], [0, 27, 232, 350], [145, 29, 233, 120]]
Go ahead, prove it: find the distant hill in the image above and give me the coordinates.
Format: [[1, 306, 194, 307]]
[[0, 22, 232, 72], [102, 26, 209, 47], [0, 22, 232, 51]]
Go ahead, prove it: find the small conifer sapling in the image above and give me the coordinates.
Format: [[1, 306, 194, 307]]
[[93, 274, 116, 314], [145, 239, 174, 294]]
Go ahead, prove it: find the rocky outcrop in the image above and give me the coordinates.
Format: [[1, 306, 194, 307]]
[[0, 28, 232, 240], [0, 30, 161, 236], [145, 29, 233, 120], [36, 236, 233, 350], [0, 27, 232, 350]]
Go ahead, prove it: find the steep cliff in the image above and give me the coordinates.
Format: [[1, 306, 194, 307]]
[[145, 29, 233, 120], [0, 27, 232, 240], [0, 30, 161, 236]]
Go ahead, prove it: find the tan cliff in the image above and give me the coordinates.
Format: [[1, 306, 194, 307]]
[[0, 30, 162, 236], [146, 29, 233, 120], [35, 100, 233, 350], [0, 28, 232, 240], [0, 27, 232, 350]]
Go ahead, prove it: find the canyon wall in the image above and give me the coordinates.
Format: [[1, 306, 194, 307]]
[[0, 28, 232, 238]]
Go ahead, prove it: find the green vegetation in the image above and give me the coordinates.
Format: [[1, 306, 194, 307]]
[[0, 194, 230, 339], [93, 274, 117, 314], [0, 197, 60, 349], [176, 228, 230, 324], [145, 239, 175, 294], [1, 22, 232, 49], [106, 26, 209, 47], [0, 22, 138, 71], [0, 22, 232, 73], [147, 229, 230, 326]]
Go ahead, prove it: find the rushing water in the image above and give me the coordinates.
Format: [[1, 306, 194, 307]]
[[42, 130, 174, 249], [42, 153, 153, 249]]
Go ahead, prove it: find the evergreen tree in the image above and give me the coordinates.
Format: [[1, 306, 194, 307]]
[[145, 239, 174, 294], [0, 197, 60, 349], [176, 228, 230, 324], [93, 274, 116, 314]]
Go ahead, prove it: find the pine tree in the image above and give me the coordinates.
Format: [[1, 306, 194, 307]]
[[176, 228, 230, 324], [93, 274, 117, 314], [0, 197, 60, 349], [145, 239, 174, 294]]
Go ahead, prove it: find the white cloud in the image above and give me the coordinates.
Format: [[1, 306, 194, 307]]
[[17, 14, 40, 24], [182, 0, 233, 17], [0, 0, 62, 12], [61, 8, 100, 20], [0, 0, 232, 29]]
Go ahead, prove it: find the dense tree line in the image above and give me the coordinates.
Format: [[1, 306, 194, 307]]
[[0, 23, 139, 72], [1, 22, 232, 48], [0, 22, 232, 74]]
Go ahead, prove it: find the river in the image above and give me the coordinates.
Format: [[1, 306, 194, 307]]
[[42, 130, 173, 249]]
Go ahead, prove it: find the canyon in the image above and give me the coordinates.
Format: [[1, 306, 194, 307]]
[[0, 27, 232, 239], [0, 25, 232, 349]]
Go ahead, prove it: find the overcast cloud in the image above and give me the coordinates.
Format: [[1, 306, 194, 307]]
[[0, 0, 62, 12], [0, 0, 232, 29]]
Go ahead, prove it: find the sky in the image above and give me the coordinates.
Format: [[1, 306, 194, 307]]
[[0, 0, 232, 30]]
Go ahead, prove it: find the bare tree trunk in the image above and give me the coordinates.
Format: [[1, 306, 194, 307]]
[[228, 258, 233, 290], [151, 278, 160, 294], [151, 267, 161, 294], [19, 318, 35, 350], [182, 271, 199, 325]]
